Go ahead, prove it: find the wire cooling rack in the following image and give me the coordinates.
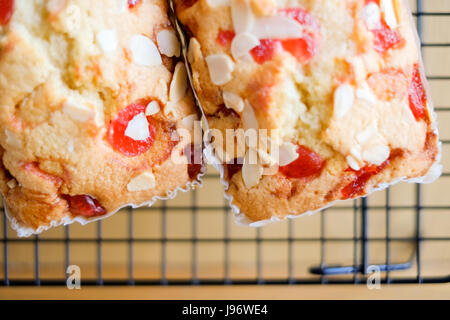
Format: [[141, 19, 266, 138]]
[[1, 0, 449, 287]]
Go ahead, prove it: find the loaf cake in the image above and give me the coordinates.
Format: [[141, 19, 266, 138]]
[[174, 0, 441, 225], [0, 0, 204, 236]]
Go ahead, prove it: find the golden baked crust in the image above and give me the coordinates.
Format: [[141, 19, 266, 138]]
[[174, 0, 441, 223], [0, 0, 203, 235]]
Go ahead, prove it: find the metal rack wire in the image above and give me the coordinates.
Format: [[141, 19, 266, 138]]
[[0, 0, 449, 287]]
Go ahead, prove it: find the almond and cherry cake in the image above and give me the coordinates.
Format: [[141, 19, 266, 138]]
[[174, 0, 441, 224], [0, 0, 203, 236]]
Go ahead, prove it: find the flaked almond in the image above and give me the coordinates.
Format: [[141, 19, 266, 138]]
[[124, 113, 150, 141], [129, 35, 162, 67], [182, 114, 199, 130], [231, 0, 254, 33], [242, 149, 263, 188], [127, 171, 156, 192], [231, 32, 260, 60], [169, 62, 188, 104], [356, 122, 377, 145], [251, 16, 303, 40], [117, 0, 127, 12], [96, 29, 118, 54], [164, 102, 178, 118], [93, 103, 105, 127], [334, 84, 355, 119], [363, 144, 390, 166], [350, 57, 366, 83], [257, 148, 277, 166], [360, 2, 381, 30], [145, 101, 160, 116], [187, 38, 201, 64], [157, 29, 181, 58], [5, 129, 22, 148], [278, 142, 299, 166], [223, 91, 244, 113], [380, 0, 398, 29], [242, 101, 258, 131], [63, 100, 94, 122], [350, 146, 363, 161], [6, 179, 17, 189], [206, 0, 230, 7], [205, 54, 235, 85], [346, 155, 361, 171], [356, 84, 377, 105], [47, 0, 67, 14]]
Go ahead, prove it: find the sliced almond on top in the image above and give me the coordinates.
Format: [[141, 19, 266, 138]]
[[362, 144, 390, 166], [223, 91, 244, 113], [231, 0, 255, 33], [157, 29, 181, 58], [145, 101, 160, 116], [96, 29, 118, 54], [278, 142, 299, 166], [356, 83, 377, 105], [357, 122, 377, 145], [169, 62, 188, 104], [47, 0, 67, 14], [360, 2, 382, 30], [242, 100, 259, 131], [231, 32, 260, 60], [182, 114, 199, 130], [206, 0, 230, 7], [242, 149, 263, 189], [124, 113, 150, 141], [5, 129, 21, 148], [251, 16, 303, 40], [333, 84, 355, 119], [129, 35, 162, 67], [351, 146, 363, 161], [346, 155, 361, 171], [164, 102, 178, 118], [6, 179, 17, 189], [187, 37, 201, 64], [205, 54, 235, 85], [257, 148, 277, 166], [380, 0, 398, 29], [63, 99, 94, 122], [127, 171, 156, 192]]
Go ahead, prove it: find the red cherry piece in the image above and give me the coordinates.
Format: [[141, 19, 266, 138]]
[[250, 39, 283, 64], [128, 0, 141, 9], [341, 161, 389, 199], [279, 8, 319, 63], [217, 29, 236, 47], [362, 1, 403, 54], [280, 145, 325, 179], [371, 20, 403, 54], [279, 7, 320, 30], [281, 32, 318, 64], [226, 160, 244, 180], [408, 63, 428, 122], [63, 195, 107, 218], [250, 8, 320, 65], [216, 8, 319, 65], [184, 143, 204, 180], [107, 103, 157, 157], [0, 0, 14, 26]]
